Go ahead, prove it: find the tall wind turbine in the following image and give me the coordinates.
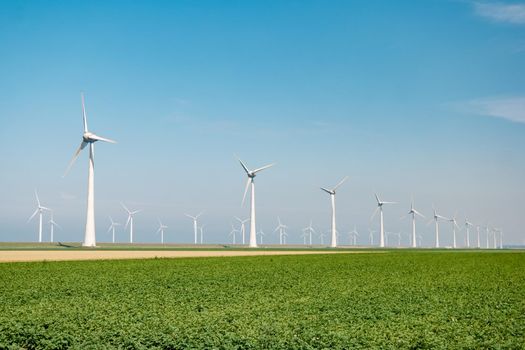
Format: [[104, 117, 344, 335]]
[[156, 219, 168, 244], [237, 157, 274, 248], [449, 213, 460, 249], [234, 217, 249, 245], [122, 203, 142, 243], [64, 93, 116, 247], [28, 190, 51, 243], [427, 207, 448, 248], [402, 199, 425, 248], [371, 194, 396, 248], [320, 176, 348, 248], [48, 211, 61, 243], [464, 219, 474, 248], [185, 212, 203, 244], [107, 216, 121, 243]]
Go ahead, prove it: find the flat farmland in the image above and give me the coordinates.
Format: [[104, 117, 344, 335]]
[[0, 251, 524, 349]]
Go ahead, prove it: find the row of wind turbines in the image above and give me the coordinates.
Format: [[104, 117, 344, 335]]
[[27, 93, 505, 249]]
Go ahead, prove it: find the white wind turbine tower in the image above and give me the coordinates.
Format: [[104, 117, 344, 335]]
[[199, 224, 205, 244], [485, 225, 490, 248], [427, 207, 448, 248], [156, 219, 168, 244], [448, 213, 460, 249], [303, 220, 316, 245], [234, 217, 249, 245], [185, 212, 203, 244], [476, 225, 481, 248], [320, 176, 348, 248], [492, 227, 498, 249], [229, 224, 239, 244], [122, 203, 142, 243], [237, 157, 274, 248], [28, 190, 51, 243], [371, 194, 396, 248], [464, 219, 474, 248], [274, 217, 288, 245], [401, 199, 425, 248], [300, 229, 308, 245], [107, 216, 121, 243], [48, 211, 61, 243], [64, 93, 116, 247]]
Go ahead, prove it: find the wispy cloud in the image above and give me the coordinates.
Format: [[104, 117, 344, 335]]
[[473, 1, 525, 24], [461, 96, 525, 123]]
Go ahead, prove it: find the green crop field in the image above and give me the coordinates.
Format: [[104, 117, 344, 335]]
[[0, 251, 524, 349]]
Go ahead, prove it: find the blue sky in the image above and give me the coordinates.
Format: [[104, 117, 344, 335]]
[[0, 0, 524, 246]]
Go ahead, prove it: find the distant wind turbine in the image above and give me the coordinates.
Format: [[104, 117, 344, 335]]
[[237, 157, 274, 248], [122, 203, 142, 243], [303, 220, 316, 245], [274, 217, 288, 245], [427, 206, 448, 248], [464, 219, 474, 248], [185, 212, 203, 244], [107, 216, 121, 243], [476, 225, 481, 248], [401, 198, 425, 248], [199, 224, 205, 244], [156, 219, 168, 244], [257, 229, 265, 244], [368, 228, 376, 245], [371, 193, 396, 247], [485, 225, 490, 249], [28, 190, 51, 243], [448, 213, 460, 249], [348, 225, 359, 245], [320, 176, 348, 248], [64, 92, 116, 247], [234, 217, 249, 245], [229, 224, 239, 244], [318, 231, 327, 245], [48, 211, 61, 243]]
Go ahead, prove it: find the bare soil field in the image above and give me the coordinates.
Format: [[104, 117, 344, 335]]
[[0, 249, 373, 262]]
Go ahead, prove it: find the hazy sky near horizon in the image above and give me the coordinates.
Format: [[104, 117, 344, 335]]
[[1, 0, 524, 246]]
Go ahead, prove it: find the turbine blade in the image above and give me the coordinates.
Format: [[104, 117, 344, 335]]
[[125, 215, 131, 229], [63, 141, 88, 177], [320, 187, 332, 194], [252, 163, 275, 174], [241, 178, 251, 206], [34, 190, 41, 207], [370, 206, 379, 221], [107, 225, 113, 233], [81, 92, 88, 133], [333, 176, 348, 191], [121, 202, 131, 214], [28, 209, 39, 222], [236, 156, 251, 175], [89, 134, 117, 144], [414, 210, 425, 218], [374, 193, 381, 204]]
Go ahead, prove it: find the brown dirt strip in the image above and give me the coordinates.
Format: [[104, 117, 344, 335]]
[[0, 250, 377, 263]]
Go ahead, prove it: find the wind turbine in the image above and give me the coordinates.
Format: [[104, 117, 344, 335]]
[[318, 231, 327, 245], [122, 203, 142, 243], [300, 229, 308, 245], [234, 217, 249, 245], [257, 229, 265, 244], [199, 224, 205, 244], [348, 225, 359, 245], [156, 219, 168, 244], [492, 227, 498, 249], [368, 228, 376, 245], [48, 211, 61, 243], [485, 225, 490, 248], [449, 213, 460, 249], [427, 206, 448, 248], [185, 212, 203, 244], [274, 217, 288, 245], [476, 225, 481, 249], [303, 220, 316, 245], [28, 190, 51, 243], [237, 157, 275, 248], [464, 219, 474, 248], [401, 199, 425, 248], [64, 92, 116, 247], [107, 216, 121, 243], [229, 224, 239, 244], [371, 193, 396, 248], [320, 176, 348, 248]]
